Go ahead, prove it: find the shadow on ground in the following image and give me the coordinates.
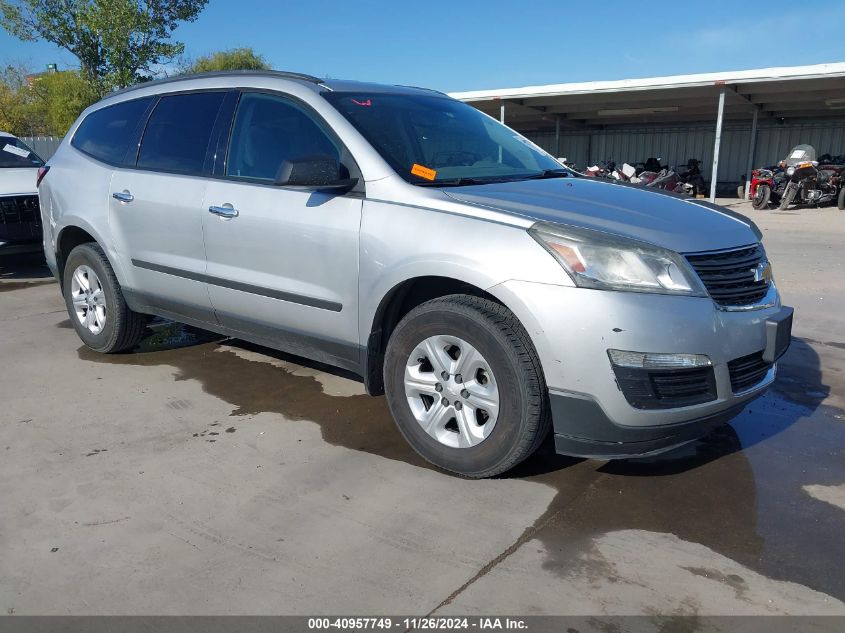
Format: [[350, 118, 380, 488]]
[[73, 320, 845, 601]]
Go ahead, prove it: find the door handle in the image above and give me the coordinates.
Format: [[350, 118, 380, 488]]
[[112, 190, 134, 203], [208, 204, 239, 218]]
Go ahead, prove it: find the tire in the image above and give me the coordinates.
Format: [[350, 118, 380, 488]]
[[779, 184, 797, 210], [752, 184, 771, 210], [384, 294, 551, 478], [838, 187, 845, 211], [62, 243, 147, 353]]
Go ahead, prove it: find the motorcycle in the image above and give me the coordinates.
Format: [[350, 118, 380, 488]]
[[778, 144, 843, 210], [646, 166, 694, 195], [678, 159, 706, 196], [749, 165, 785, 210]]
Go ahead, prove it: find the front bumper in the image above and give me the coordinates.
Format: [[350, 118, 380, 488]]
[[489, 280, 791, 458], [549, 391, 753, 458]]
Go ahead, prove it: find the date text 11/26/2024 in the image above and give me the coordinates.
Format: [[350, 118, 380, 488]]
[[307, 617, 528, 630]]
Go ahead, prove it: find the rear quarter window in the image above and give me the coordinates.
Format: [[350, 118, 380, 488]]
[[71, 97, 154, 165]]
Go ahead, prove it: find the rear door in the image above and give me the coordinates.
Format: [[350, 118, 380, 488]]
[[109, 91, 228, 322], [201, 91, 363, 370]]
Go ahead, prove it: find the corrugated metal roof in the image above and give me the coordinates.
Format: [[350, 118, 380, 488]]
[[449, 62, 845, 101]]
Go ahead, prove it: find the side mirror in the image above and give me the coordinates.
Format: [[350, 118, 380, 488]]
[[275, 155, 358, 192]]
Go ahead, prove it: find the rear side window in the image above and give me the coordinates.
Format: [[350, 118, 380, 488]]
[[226, 92, 340, 181], [137, 92, 225, 174], [71, 97, 153, 165]]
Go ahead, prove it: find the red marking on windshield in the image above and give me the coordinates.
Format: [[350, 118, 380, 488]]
[[351, 99, 372, 106]]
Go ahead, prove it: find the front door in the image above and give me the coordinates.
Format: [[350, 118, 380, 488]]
[[201, 91, 362, 370]]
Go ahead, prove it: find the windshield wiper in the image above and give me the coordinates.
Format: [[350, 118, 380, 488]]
[[414, 177, 498, 187], [521, 169, 572, 180]]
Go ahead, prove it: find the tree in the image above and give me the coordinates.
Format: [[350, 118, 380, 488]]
[[0, 65, 43, 135], [0, 0, 210, 93], [189, 47, 270, 73], [0, 65, 97, 136], [30, 70, 98, 134]]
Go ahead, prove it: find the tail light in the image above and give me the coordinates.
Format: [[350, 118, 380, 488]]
[[36, 166, 50, 187]]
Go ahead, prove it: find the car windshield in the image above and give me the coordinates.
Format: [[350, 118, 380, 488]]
[[0, 136, 44, 168], [323, 91, 565, 185]]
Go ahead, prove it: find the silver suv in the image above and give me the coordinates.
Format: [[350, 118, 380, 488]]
[[39, 71, 793, 477]]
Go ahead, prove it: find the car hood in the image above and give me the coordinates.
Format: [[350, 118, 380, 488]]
[[442, 177, 760, 253], [0, 167, 38, 196]]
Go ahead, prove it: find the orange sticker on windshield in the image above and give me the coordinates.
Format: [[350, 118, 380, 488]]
[[411, 163, 437, 181]]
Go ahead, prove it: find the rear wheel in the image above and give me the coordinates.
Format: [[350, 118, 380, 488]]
[[62, 243, 147, 353], [384, 295, 550, 478], [838, 187, 845, 210], [752, 184, 771, 210]]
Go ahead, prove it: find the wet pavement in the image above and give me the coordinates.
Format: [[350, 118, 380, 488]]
[[1, 205, 844, 616]]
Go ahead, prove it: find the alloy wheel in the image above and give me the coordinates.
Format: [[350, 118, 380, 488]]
[[404, 334, 500, 449], [70, 265, 107, 335]]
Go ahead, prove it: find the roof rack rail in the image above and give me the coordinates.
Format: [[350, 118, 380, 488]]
[[107, 70, 325, 98]]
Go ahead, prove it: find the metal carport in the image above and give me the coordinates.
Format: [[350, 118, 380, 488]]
[[450, 62, 845, 201]]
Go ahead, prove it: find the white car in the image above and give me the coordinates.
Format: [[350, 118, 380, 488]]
[[1, 132, 45, 254]]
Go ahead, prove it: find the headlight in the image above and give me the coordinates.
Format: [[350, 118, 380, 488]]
[[529, 222, 707, 296], [786, 166, 795, 177]]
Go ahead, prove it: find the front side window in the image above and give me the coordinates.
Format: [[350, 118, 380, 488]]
[[0, 136, 44, 168], [226, 92, 340, 181], [137, 92, 225, 174], [323, 92, 563, 185], [71, 97, 153, 165]]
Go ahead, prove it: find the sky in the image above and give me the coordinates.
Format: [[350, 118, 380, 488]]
[[1, 0, 844, 92]]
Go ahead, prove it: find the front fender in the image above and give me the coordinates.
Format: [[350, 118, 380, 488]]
[[358, 198, 572, 345]]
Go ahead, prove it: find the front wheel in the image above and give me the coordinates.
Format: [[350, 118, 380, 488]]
[[384, 295, 550, 478], [838, 187, 845, 211], [752, 184, 771, 210], [62, 243, 148, 353], [779, 183, 797, 210]]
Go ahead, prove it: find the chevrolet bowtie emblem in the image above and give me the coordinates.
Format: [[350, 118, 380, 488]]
[[752, 261, 772, 283]]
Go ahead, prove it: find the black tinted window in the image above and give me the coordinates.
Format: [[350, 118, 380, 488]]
[[137, 92, 225, 174], [71, 97, 153, 164], [227, 93, 339, 181]]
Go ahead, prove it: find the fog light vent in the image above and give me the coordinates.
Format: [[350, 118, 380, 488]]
[[608, 350, 717, 410]]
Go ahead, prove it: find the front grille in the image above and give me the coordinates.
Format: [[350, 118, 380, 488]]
[[728, 351, 772, 393], [612, 365, 718, 409], [0, 195, 42, 242], [685, 244, 769, 307]]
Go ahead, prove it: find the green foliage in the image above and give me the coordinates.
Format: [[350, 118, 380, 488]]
[[0, 66, 97, 136], [189, 47, 270, 73], [31, 70, 99, 134], [0, 65, 42, 135], [0, 0, 210, 91]]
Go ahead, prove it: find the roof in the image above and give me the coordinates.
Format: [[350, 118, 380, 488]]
[[106, 70, 444, 99], [449, 62, 845, 130], [449, 62, 845, 101]]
